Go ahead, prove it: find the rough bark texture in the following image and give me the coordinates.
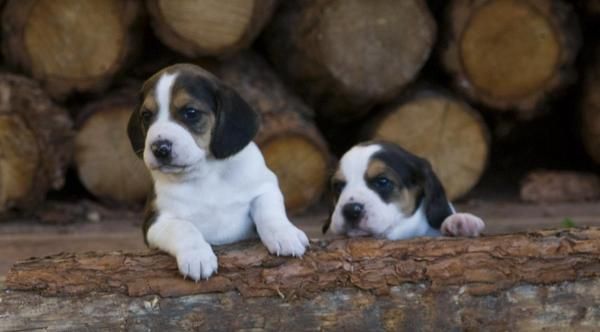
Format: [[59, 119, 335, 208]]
[[75, 87, 152, 205], [582, 46, 600, 165], [7, 227, 600, 298], [215, 52, 332, 213], [520, 170, 600, 203], [0, 73, 72, 214], [1, 0, 143, 99], [366, 88, 490, 200], [441, 0, 580, 118], [4, 228, 600, 330], [146, 0, 277, 57], [262, 0, 436, 120]]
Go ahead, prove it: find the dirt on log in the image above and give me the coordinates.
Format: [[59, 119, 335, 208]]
[[4, 228, 600, 330], [441, 0, 580, 118], [0, 73, 72, 214], [365, 88, 490, 200], [75, 87, 152, 205], [214, 52, 332, 213], [1, 0, 143, 99], [146, 0, 277, 57], [262, 0, 436, 120]]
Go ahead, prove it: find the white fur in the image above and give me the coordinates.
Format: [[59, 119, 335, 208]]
[[330, 144, 440, 240], [144, 72, 308, 281]]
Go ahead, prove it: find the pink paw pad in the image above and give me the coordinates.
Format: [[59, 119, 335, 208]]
[[441, 213, 485, 237]]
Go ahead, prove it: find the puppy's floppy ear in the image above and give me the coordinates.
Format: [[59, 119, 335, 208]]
[[421, 160, 453, 229], [210, 84, 260, 159], [127, 106, 145, 159]]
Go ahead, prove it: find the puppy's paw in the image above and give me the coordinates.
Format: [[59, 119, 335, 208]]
[[260, 225, 309, 257], [176, 247, 218, 281], [441, 213, 485, 237]]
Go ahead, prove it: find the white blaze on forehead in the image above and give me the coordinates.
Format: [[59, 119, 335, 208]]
[[339, 144, 382, 185], [155, 72, 178, 121]]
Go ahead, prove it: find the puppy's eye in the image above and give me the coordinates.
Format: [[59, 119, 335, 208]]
[[332, 180, 346, 195], [141, 110, 153, 123], [372, 176, 394, 192], [181, 107, 202, 122]]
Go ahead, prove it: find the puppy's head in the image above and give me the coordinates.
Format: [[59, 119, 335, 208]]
[[324, 141, 452, 238], [127, 64, 259, 174]]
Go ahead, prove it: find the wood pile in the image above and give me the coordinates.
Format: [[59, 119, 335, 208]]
[[0, 0, 596, 216]]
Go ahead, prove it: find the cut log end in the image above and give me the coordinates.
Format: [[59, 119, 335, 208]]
[[147, 0, 277, 56], [443, 0, 580, 115], [582, 47, 600, 165], [261, 134, 329, 213], [263, 0, 436, 119], [369, 93, 489, 200], [2, 0, 142, 99], [75, 92, 151, 205]]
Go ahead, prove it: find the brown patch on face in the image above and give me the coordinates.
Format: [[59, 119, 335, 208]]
[[169, 87, 215, 150], [365, 158, 422, 216]]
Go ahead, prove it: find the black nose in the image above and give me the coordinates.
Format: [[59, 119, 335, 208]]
[[342, 203, 364, 224], [151, 140, 172, 161]]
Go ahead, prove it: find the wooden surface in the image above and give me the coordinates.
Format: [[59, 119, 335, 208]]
[[4, 227, 600, 330]]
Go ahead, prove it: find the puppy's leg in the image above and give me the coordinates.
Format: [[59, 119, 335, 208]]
[[147, 214, 218, 280], [251, 188, 309, 256], [441, 213, 485, 237]]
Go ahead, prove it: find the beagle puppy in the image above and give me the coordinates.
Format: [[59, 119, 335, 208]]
[[128, 64, 308, 281], [324, 141, 485, 239]]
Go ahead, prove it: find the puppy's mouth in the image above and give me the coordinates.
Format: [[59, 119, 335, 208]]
[[346, 228, 371, 237], [151, 164, 191, 174]]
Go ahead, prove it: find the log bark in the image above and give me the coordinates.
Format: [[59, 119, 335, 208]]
[[365, 89, 490, 200], [4, 228, 600, 330], [441, 0, 580, 119], [215, 52, 332, 213], [1, 0, 143, 99], [0, 73, 72, 215], [75, 87, 152, 205], [262, 0, 436, 120], [146, 0, 277, 57], [520, 170, 600, 203], [582, 46, 600, 165]]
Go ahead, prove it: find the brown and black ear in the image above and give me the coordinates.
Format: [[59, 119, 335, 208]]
[[127, 105, 145, 159], [210, 84, 260, 159], [422, 161, 453, 229]]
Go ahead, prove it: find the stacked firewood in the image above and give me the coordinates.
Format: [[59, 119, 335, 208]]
[[0, 0, 597, 216]]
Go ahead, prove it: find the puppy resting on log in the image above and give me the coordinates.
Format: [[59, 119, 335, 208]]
[[127, 64, 308, 281], [324, 141, 485, 239]]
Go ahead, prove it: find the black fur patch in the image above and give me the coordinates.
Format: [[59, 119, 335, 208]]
[[370, 141, 452, 229]]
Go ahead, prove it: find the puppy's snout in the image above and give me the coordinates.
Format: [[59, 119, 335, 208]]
[[342, 203, 364, 225], [151, 140, 172, 161]]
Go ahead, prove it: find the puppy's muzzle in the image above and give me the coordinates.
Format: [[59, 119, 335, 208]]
[[151, 139, 173, 163], [342, 202, 364, 226]]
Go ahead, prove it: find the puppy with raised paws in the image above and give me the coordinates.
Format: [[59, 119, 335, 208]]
[[128, 64, 308, 281], [323, 141, 485, 239]]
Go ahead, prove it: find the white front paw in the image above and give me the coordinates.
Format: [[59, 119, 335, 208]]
[[441, 213, 485, 237], [176, 247, 218, 281], [260, 225, 309, 257]]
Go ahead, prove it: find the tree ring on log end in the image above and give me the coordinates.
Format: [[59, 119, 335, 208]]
[[24, 0, 124, 80], [373, 97, 489, 200], [261, 135, 329, 213], [459, 0, 560, 100], [156, 0, 253, 55]]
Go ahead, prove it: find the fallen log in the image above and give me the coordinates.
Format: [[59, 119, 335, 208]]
[[3, 228, 600, 330]]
